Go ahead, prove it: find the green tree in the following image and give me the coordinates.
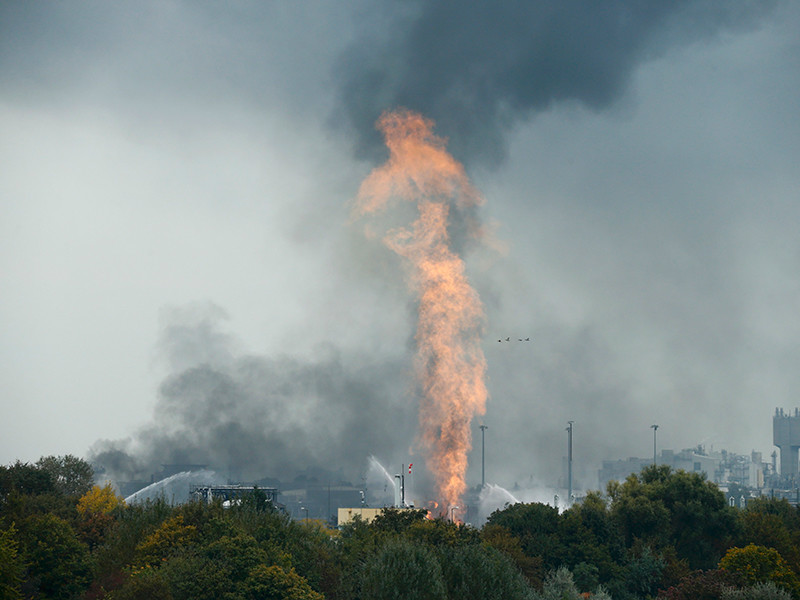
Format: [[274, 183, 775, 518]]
[[20, 513, 93, 600], [359, 537, 446, 600], [0, 461, 66, 526], [330, 516, 384, 599], [535, 567, 581, 600], [0, 462, 55, 499], [439, 543, 535, 600], [35, 455, 94, 497], [406, 516, 480, 548], [486, 502, 563, 571], [572, 562, 599, 593], [482, 523, 544, 587], [157, 533, 273, 600], [371, 507, 428, 534], [158, 553, 227, 600], [266, 513, 336, 593], [610, 465, 738, 570], [94, 497, 174, 580], [624, 546, 665, 599], [608, 474, 671, 548], [111, 567, 173, 600], [558, 492, 624, 585], [204, 534, 269, 584]]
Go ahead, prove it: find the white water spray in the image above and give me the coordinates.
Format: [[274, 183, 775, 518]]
[[124, 470, 221, 504], [477, 483, 520, 522], [366, 456, 401, 507]]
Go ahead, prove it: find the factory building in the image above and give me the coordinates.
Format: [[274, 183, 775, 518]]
[[598, 447, 766, 491], [774, 408, 800, 482]]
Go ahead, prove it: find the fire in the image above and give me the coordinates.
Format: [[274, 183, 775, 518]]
[[353, 109, 488, 512]]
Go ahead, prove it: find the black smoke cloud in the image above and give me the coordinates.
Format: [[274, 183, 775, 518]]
[[334, 0, 776, 166], [91, 304, 417, 486]]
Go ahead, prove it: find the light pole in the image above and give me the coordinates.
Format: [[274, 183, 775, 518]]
[[566, 421, 574, 506], [449, 505, 459, 523], [480, 424, 488, 488], [651, 424, 659, 466], [301, 506, 309, 522]]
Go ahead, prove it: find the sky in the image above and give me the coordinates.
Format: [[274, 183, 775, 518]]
[[1, 1, 799, 492]]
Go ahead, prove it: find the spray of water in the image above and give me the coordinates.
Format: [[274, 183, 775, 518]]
[[367, 455, 396, 489], [124, 470, 221, 504]]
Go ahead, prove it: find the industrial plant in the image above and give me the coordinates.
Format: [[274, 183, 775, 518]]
[[597, 407, 800, 505], [107, 407, 800, 526]]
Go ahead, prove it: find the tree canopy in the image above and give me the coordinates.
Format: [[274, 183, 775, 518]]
[[2, 458, 799, 600]]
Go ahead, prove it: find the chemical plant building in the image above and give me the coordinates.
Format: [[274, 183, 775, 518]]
[[598, 408, 800, 503], [117, 408, 800, 519], [598, 448, 767, 491]]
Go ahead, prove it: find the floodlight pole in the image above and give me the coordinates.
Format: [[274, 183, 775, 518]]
[[651, 424, 659, 466], [480, 425, 488, 488], [567, 421, 574, 505]]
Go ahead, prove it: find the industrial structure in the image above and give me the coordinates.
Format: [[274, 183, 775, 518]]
[[595, 408, 800, 498], [337, 507, 387, 526], [189, 484, 280, 507], [774, 408, 800, 483], [598, 447, 767, 491]]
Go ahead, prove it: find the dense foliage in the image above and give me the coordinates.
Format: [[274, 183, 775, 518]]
[[2, 459, 800, 599]]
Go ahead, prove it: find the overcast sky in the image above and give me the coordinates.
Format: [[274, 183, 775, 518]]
[[1, 1, 799, 490]]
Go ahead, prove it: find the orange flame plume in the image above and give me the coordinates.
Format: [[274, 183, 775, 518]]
[[353, 109, 488, 513]]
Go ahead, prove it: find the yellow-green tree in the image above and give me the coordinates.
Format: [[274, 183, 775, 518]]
[[76, 484, 125, 549], [0, 523, 23, 600], [77, 484, 125, 517], [719, 543, 800, 597], [246, 565, 324, 600], [135, 515, 197, 567]]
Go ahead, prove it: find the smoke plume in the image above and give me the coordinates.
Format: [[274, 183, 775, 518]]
[[335, 0, 776, 165], [90, 304, 416, 486]]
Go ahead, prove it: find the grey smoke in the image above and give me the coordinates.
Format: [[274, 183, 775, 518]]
[[334, 0, 777, 166], [91, 304, 418, 486]]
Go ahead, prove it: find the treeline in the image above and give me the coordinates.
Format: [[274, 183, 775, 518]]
[[2, 458, 800, 600]]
